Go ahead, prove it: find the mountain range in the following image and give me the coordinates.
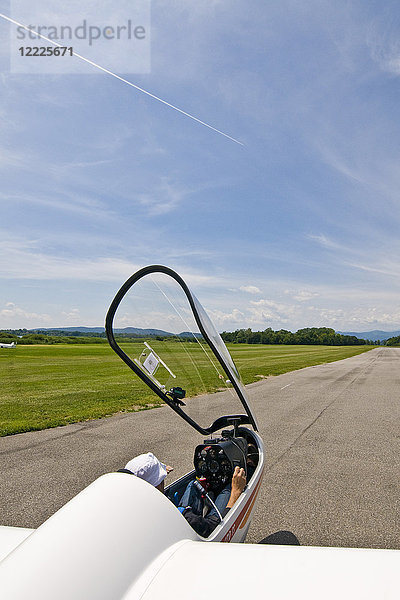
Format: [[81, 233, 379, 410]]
[[29, 327, 199, 338], [29, 327, 400, 342], [338, 330, 400, 341]]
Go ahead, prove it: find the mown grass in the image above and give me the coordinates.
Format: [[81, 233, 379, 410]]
[[0, 343, 374, 436], [231, 344, 374, 381]]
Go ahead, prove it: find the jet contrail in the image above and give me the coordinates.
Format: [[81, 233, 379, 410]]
[[0, 12, 244, 146]]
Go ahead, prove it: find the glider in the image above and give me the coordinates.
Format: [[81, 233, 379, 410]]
[[0, 266, 397, 599]]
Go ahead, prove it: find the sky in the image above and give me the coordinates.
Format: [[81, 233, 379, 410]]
[[1, 0, 400, 333]]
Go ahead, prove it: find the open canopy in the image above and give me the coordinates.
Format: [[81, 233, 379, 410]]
[[105, 265, 258, 435]]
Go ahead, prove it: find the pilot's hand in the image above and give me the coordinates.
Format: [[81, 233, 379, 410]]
[[226, 467, 246, 508], [232, 466, 246, 493]]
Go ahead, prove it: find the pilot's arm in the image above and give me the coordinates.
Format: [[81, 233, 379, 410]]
[[226, 466, 246, 508]]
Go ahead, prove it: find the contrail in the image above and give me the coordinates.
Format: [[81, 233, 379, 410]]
[[0, 13, 244, 146]]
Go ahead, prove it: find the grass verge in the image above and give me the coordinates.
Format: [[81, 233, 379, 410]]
[[0, 343, 374, 436]]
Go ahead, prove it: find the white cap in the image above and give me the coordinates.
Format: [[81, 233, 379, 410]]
[[124, 453, 168, 487]]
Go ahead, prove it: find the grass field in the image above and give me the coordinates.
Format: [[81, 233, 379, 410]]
[[0, 343, 374, 436]]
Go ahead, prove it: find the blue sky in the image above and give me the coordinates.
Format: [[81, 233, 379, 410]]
[[1, 0, 400, 332]]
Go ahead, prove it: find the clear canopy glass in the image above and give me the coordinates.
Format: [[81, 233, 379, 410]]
[[110, 271, 257, 431]]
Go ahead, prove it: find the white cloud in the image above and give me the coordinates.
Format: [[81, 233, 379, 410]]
[[285, 289, 320, 302], [0, 240, 141, 282], [248, 299, 292, 326], [207, 308, 245, 328], [0, 148, 26, 169], [307, 304, 400, 330], [58, 159, 114, 169], [239, 285, 261, 294], [137, 179, 189, 216], [61, 308, 81, 320], [0, 190, 117, 222], [207, 288, 400, 332], [307, 233, 349, 252], [347, 261, 400, 279], [115, 308, 197, 334], [0, 302, 50, 324], [367, 19, 400, 77], [307, 232, 400, 287]]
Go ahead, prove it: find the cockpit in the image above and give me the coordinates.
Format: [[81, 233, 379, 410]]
[[164, 425, 260, 531]]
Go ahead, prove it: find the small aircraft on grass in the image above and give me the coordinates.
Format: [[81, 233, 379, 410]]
[[0, 341, 16, 348], [0, 266, 398, 599]]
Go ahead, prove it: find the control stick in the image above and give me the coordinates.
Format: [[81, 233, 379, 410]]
[[193, 479, 223, 522]]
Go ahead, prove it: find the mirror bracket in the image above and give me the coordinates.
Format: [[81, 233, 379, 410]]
[[166, 387, 186, 406]]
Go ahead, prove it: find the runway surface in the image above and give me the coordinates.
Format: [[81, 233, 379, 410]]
[[1, 347, 399, 548]]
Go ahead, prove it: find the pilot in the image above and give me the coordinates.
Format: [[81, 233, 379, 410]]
[[119, 453, 246, 537]]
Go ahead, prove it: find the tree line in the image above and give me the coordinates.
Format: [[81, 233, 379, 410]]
[[0, 332, 107, 345], [386, 335, 400, 346], [220, 327, 375, 346], [0, 331, 199, 345], [0, 327, 380, 346]]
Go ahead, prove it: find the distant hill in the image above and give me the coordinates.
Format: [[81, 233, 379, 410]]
[[29, 326, 400, 342], [28, 327, 200, 338], [31, 327, 106, 333], [338, 330, 400, 341], [27, 326, 400, 343], [113, 327, 174, 336]]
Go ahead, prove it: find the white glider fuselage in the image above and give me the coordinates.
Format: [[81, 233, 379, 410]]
[[0, 472, 399, 600]]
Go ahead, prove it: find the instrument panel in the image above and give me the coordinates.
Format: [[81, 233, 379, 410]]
[[194, 436, 247, 494]]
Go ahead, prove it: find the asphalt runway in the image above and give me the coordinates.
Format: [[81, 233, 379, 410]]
[[1, 347, 399, 549]]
